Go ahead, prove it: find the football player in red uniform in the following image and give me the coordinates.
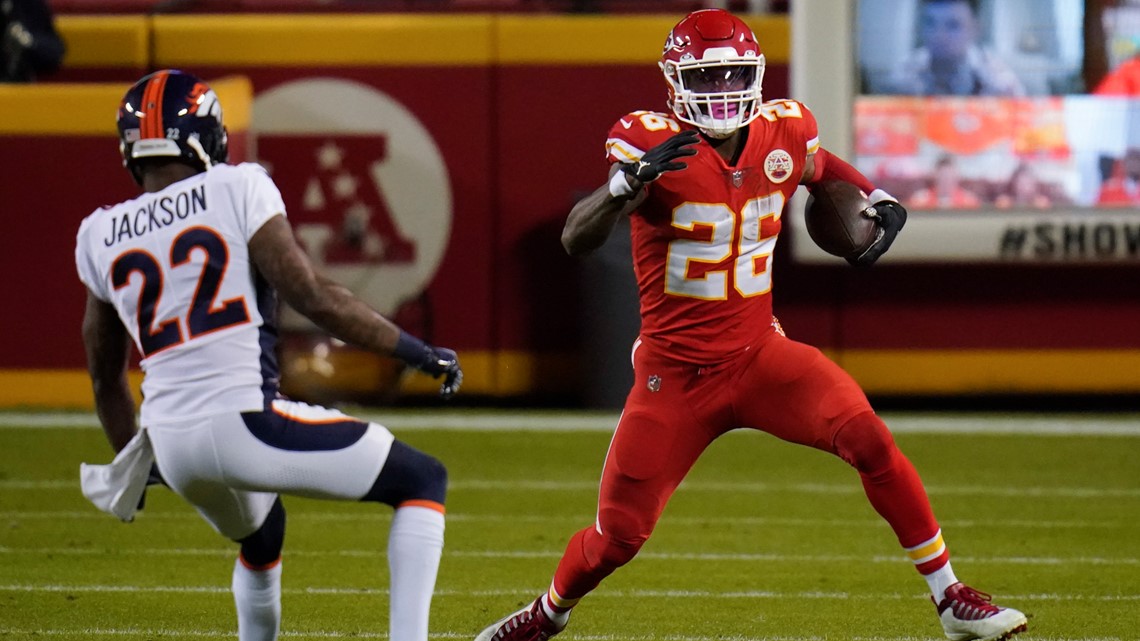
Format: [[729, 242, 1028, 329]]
[[474, 9, 1027, 641]]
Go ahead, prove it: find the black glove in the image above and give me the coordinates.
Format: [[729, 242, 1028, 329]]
[[393, 331, 463, 400], [146, 462, 165, 487], [136, 462, 166, 511], [847, 200, 908, 267], [619, 129, 700, 186]]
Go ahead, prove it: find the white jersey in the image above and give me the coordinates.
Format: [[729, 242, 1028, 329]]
[[75, 163, 286, 426]]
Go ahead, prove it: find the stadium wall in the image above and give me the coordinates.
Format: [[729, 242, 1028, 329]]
[[1, 13, 1137, 409]]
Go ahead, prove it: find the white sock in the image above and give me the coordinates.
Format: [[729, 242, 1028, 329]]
[[540, 593, 571, 627], [924, 562, 960, 603], [232, 558, 282, 641], [388, 505, 445, 641]]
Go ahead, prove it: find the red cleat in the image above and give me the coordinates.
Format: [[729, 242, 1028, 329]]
[[474, 597, 566, 641]]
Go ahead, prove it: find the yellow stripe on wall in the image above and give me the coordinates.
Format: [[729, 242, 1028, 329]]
[[0, 75, 252, 135], [397, 350, 578, 396], [50, 14, 790, 71], [148, 14, 788, 67], [153, 14, 496, 67], [0, 370, 143, 409], [56, 16, 149, 68], [842, 349, 1140, 394], [4, 349, 1139, 409], [496, 14, 789, 64], [0, 83, 124, 135]]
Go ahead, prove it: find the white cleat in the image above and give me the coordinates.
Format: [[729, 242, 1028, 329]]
[[936, 582, 1028, 641]]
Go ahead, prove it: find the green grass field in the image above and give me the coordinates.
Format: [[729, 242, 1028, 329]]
[[1, 410, 1137, 640]]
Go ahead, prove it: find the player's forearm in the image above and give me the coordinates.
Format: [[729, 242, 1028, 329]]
[[562, 182, 640, 256], [294, 275, 402, 355], [91, 377, 137, 453], [82, 295, 138, 452], [250, 218, 403, 355]]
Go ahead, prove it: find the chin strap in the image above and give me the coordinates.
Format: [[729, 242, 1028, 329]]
[[185, 136, 214, 169], [699, 127, 734, 140]]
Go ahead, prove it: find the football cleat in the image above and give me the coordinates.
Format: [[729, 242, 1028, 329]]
[[474, 597, 566, 641], [935, 582, 1028, 641]]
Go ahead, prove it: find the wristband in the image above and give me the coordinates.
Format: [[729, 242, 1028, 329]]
[[392, 330, 428, 366], [868, 188, 896, 204], [608, 170, 635, 198]]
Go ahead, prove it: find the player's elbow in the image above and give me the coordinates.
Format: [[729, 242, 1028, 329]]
[[562, 227, 602, 256], [561, 230, 583, 255]]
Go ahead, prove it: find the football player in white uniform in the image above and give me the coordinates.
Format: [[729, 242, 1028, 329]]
[[75, 69, 462, 641]]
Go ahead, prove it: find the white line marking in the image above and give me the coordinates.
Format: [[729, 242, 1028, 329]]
[[2, 410, 1139, 436], [4, 478, 1137, 498], [1, 546, 1134, 566], [1, 584, 1137, 602], [0, 631, 992, 641], [0, 633, 1126, 641], [0, 511, 1122, 529]]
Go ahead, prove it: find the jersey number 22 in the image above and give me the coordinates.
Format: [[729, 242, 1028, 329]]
[[112, 227, 250, 356]]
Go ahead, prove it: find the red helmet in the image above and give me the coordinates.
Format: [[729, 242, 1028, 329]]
[[659, 9, 765, 138]]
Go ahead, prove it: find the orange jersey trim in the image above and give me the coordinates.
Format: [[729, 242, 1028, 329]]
[[397, 499, 446, 514], [270, 406, 358, 426], [238, 553, 281, 572]]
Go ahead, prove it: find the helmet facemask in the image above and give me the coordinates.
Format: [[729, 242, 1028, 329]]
[[663, 48, 765, 139]]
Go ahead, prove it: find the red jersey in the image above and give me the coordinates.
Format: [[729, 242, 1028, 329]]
[[604, 102, 819, 364]]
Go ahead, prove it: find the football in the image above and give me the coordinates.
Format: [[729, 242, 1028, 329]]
[[804, 180, 878, 259]]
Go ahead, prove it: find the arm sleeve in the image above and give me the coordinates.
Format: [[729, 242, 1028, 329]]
[[604, 112, 677, 166], [808, 147, 875, 194], [605, 136, 646, 165], [240, 164, 288, 241]]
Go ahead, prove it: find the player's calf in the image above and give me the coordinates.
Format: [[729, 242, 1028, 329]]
[[236, 497, 285, 567], [232, 498, 285, 641]]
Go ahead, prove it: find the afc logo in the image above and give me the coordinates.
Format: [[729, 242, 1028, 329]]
[[255, 78, 453, 326]]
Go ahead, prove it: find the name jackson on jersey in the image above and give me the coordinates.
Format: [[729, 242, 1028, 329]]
[[102, 183, 208, 247]]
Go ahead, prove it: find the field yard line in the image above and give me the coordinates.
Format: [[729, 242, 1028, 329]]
[[0, 635, 1126, 641], [0, 631, 1039, 641], [0, 631, 390, 640], [0, 633, 1125, 641], [2, 410, 1139, 436], [0, 510, 1123, 529], [1, 583, 1137, 603], [3, 478, 1138, 497], [2, 546, 1136, 566]]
